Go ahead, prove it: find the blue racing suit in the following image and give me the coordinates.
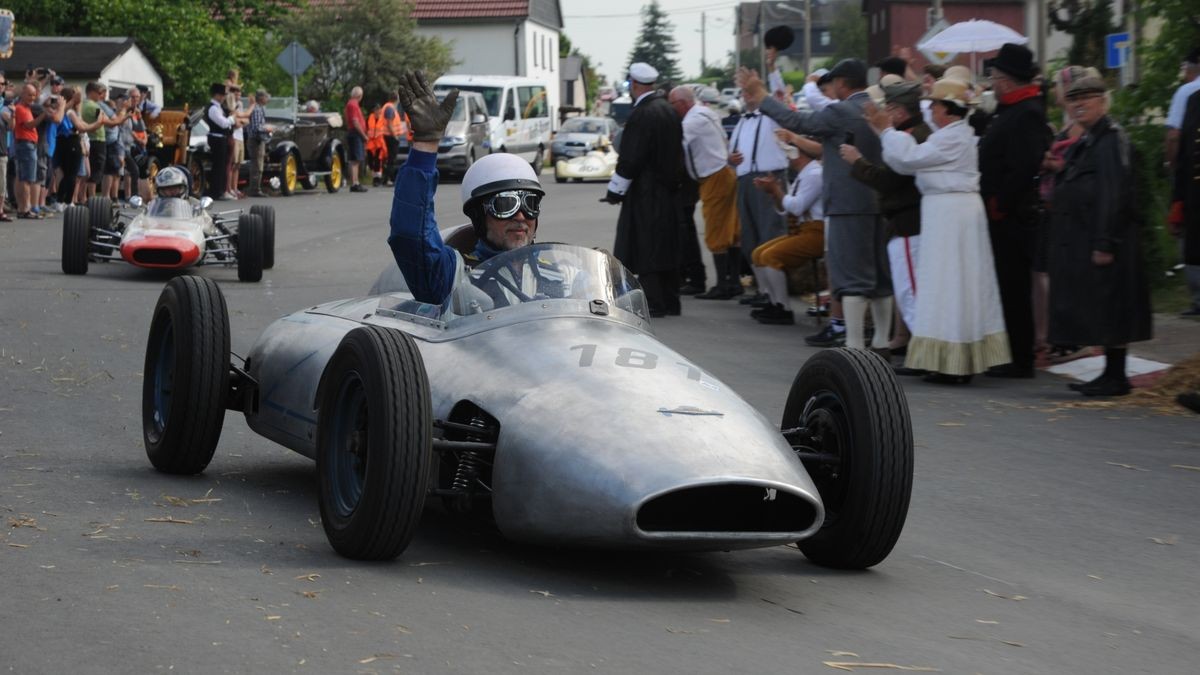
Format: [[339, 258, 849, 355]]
[[387, 149, 505, 304]]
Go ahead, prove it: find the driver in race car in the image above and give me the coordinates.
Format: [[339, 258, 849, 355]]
[[153, 166, 192, 201], [387, 70, 551, 307]]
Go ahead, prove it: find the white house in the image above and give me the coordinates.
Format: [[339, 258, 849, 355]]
[[412, 0, 563, 126], [9, 37, 166, 107]]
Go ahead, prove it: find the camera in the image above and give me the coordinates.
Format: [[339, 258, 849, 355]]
[[35, 67, 49, 78]]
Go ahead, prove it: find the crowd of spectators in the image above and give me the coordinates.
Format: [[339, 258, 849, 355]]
[[610, 36, 1196, 397]]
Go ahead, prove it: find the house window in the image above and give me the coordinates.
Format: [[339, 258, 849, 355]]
[[534, 31, 539, 67], [819, 30, 830, 47], [549, 38, 554, 72]]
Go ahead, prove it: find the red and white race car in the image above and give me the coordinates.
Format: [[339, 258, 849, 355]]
[[60, 195, 275, 282]]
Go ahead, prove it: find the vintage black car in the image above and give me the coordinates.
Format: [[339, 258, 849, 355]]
[[258, 112, 348, 195]]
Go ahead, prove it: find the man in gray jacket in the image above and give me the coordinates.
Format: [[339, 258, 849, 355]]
[[738, 59, 892, 353]]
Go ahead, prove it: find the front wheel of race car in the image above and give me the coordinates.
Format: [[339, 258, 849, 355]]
[[783, 348, 913, 570], [142, 276, 230, 475], [62, 205, 91, 275], [236, 213, 264, 282], [249, 205, 276, 269], [317, 326, 432, 560]]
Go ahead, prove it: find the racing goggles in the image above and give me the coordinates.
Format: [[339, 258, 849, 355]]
[[483, 190, 542, 220]]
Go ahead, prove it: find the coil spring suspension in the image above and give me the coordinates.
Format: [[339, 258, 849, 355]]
[[450, 412, 492, 492]]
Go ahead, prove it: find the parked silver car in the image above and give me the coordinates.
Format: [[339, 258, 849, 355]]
[[550, 116, 619, 162], [433, 90, 490, 178]]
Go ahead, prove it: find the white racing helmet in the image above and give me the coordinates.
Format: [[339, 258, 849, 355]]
[[155, 166, 189, 198], [460, 153, 544, 235]]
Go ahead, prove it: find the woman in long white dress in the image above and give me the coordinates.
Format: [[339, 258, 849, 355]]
[[864, 77, 1011, 384]]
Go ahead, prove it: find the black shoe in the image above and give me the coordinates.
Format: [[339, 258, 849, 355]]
[[753, 303, 795, 325], [350, 183, 369, 193], [805, 323, 846, 347], [985, 364, 1035, 379], [695, 284, 741, 300], [893, 366, 927, 376], [372, 177, 382, 187], [1070, 375, 1131, 397], [739, 292, 768, 306], [679, 283, 705, 295], [890, 344, 908, 357], [923, 372, 973, 385]]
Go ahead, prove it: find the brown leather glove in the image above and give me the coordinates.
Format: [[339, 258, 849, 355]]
[[396, 70, 458, 143]]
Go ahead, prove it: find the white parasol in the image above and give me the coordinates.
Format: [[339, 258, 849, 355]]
[[917, 19, 1028, 53]]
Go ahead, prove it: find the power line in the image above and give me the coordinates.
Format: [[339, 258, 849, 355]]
[[565, 1, 738, 20]]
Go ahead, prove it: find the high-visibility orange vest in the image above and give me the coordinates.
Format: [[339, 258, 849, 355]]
[[381, 102, 407, 139], [366, 111, 384, 140]]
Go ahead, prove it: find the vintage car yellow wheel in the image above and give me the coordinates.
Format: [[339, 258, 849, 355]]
[[325, 153, 343, 193], [146, 159, 160, 196], [281, 153, 299, 196]]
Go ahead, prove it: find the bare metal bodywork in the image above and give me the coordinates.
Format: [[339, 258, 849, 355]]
[[243, 244, 825, 551]]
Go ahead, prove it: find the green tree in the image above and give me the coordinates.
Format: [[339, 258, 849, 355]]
[[275, 0, 454, 108], [626, 1, 682, 85], [826, 0, 868, 65], [1048, 0, 1118, 70]]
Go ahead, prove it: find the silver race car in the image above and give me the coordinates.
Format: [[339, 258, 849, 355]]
[[61, 195, 275, 282], [141, 230, 912, 569]]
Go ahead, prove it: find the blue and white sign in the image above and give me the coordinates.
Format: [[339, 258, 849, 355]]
[[1105, 32, 1131, 70]]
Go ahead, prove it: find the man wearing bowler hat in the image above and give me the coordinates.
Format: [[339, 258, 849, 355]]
[[977, 43, 1050, 379], [601, 62, 685, 317]]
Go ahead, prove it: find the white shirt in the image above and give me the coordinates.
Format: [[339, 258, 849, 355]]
[[801, 82, 835, 111], [780, 160, 824, 220], [730, 111, 788, 176], [681, 104, 729, 180], [768, 68, 786, 98], [1166, 78, 1200, 129], [880, 119, 979, 195], [920, 99, 936, 130], [207, 100, 233, 131]]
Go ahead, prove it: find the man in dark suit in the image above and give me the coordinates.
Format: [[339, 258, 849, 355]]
[[602, 62, 685, 317], [977, 43, 1050, 378]]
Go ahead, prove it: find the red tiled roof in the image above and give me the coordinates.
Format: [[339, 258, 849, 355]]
[[410, 1, 530, 19]]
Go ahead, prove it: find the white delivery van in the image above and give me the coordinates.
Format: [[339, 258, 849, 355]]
[[433, 74, 552, 173]]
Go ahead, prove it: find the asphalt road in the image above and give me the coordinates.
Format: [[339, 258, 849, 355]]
[[1, 176, 1198, 674]]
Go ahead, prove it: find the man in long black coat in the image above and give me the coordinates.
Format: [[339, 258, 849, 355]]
[[602, 62, 684, 317], [977, 44, 1051, 378]]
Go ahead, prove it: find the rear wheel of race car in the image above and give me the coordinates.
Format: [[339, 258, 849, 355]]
[[325, 150, 344, 193], [317, 326, 432, 560], [86, 196, 113, 231], [281, 152, 300, 196], [783, 348, 913, 570], [142, 276, 230, 475], [249, 205, 276, 269], [236, 213, 264, 282], [61, 205, 91, 275]]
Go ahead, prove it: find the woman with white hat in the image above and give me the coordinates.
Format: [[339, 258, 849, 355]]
[[866, 75, 1012, 383]]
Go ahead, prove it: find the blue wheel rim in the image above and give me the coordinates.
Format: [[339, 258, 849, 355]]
[[329, 372, 368, 518]]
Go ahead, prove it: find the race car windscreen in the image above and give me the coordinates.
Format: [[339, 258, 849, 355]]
[[145, 198, 194, 218], [456, 244, 647, 320]]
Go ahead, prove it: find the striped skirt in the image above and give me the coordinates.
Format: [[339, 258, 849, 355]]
[[905, 192, 1011, 376]]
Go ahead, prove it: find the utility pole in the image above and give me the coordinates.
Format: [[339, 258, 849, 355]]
[[734, 6, 741, 74], [804, 0, 811, 76], [701, 11, 707, 73]]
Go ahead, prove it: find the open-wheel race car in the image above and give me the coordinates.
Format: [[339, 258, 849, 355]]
[[141, 232, 913, 569], [61, 191, 276, 282]]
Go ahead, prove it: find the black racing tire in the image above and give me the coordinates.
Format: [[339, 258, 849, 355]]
[[783, 348, 913, 570], [554, 173, 565, 184], [316, 326, 432, 560], [530, 146, 544, 176], [61, 205, 91, 275], [142, 276, 230, 475], [236, 213, 264, 282], [86, 196, 113, 232], [250, 205, 276, 270]]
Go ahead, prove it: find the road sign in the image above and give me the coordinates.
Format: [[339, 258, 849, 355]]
[[918, 18, 957, 66], [1105, 32, 1130, 70], [276, 41, 314, 77]]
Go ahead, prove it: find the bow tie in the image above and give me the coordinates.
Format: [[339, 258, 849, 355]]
[[743, 112, 759, 118]]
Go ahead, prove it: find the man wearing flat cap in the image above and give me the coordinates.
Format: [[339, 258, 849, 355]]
[[602, 62, 685, 317], [977, 42, 1051, 379], [737, 58, 893, 354]]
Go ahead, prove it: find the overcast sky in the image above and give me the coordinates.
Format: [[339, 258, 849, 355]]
[[561, 0, 740, 86]]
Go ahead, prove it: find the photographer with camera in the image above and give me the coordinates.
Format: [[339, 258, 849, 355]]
[[34, 87, 66, 216]]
